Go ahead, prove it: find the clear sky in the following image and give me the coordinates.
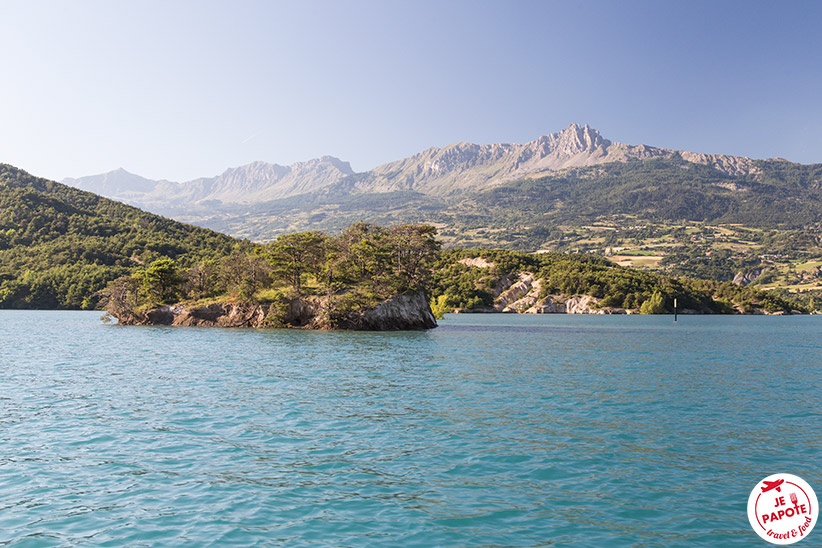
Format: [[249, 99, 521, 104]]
[[1, 0, 821, 182]]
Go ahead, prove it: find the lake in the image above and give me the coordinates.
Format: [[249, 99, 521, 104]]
[[0, 311, 820, 547]]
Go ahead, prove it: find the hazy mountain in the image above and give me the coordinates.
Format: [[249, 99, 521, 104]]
[[63, 156, 354, 212], [179, 157, 354, 203], [62, 168, 177, 202]]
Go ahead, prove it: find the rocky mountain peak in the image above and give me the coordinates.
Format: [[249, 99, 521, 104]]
[[216, 156, 353, 180], [548, 123, 611, 155], [292, 155, 354, 175]]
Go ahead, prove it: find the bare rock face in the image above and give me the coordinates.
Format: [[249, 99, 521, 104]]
[[112, 291, 437, 331], [678, 151, 760, 177], [142, 303, 267, 327], [458, 257, 495, 269], [563, 295, 601, 314], [521, 294, 629, 314], [732, 269, 764, 286], [346, 123, 763, 195], [496, 273, 536, 311], [496, 274, 543, 313], [356, 124, 624, 195], [524, 297, 566, 314], [284, 299, 316, 327], [357, 291, 437, 330]]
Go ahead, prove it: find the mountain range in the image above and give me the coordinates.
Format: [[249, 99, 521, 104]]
[[62, 124, 822, 244], [64, 124, 763, 205]]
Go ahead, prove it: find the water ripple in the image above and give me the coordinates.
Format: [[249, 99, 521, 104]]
[[0, 312, 820, 546]]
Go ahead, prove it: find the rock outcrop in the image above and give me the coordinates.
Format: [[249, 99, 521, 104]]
[[520, 294, 629, 315], [732, 269, 764, 286], [455, 261, 633, 315], [111, 291, 437, 331], [452, 258, 797, 316], [137, 302, 269, 327], [524, 297, 566, 314], [358, 292, 438, 330], [458, 257, 495, 269], [496, 273, 542, 312]]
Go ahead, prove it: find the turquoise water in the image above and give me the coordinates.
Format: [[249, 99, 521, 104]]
[[0, 311, 820, 547]]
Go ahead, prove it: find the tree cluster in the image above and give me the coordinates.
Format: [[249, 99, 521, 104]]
[[100, 223, 441, 319]]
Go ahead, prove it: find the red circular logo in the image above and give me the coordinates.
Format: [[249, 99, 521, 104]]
[[748, 474, 818, 545]]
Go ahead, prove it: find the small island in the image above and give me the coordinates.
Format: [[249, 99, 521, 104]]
[[101, 223, 440, 330]]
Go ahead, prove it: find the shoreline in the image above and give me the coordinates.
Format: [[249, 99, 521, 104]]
[[108, 291, 438, 331]]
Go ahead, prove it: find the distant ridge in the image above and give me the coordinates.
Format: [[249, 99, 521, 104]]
[[63, 156, 354, 210], [62, 168, 175, 200]]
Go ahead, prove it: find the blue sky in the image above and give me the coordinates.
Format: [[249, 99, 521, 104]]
[[1, 0, 820, 182]]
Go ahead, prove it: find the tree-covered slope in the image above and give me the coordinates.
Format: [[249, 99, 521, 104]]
[[0, 164, 239, 309], [471, 156, 822, 227]]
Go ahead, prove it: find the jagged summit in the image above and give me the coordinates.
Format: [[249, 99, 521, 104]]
[[547, 123, 611, 155], [352, 124, 640, 194], [187, 156, 355, 203], [340, 124, 766, 195]]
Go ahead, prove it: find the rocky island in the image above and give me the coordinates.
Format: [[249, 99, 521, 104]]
[[113, 291, 437, 330], [101, 223, 442, 330]]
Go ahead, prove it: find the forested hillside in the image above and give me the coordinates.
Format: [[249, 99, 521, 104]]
[[0, 165, 239, 309], [468, 157, 822, 228], [99, 223, 805, 323]]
